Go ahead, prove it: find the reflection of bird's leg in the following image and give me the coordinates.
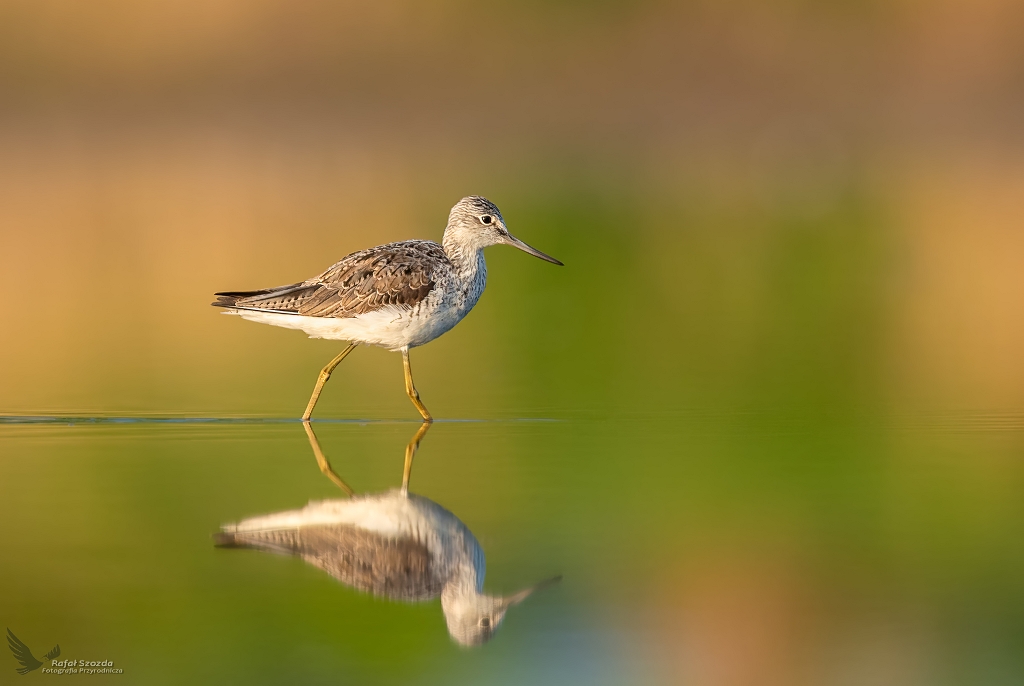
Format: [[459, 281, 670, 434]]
[[402, 348, 432, 422], [401, 421, 432, 495], [302, 420, 354, 496], [302, 344, 357, 421]]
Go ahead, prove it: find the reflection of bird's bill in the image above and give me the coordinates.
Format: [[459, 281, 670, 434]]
[[501, 574, 563, 608], [504, 234, 564, 266]]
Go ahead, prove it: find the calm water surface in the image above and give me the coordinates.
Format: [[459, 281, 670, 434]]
[[3, 413, 1022, 685]]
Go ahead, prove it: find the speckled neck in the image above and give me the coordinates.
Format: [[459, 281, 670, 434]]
[[441, 575, 483, 605], [442, 239, 488, 289]]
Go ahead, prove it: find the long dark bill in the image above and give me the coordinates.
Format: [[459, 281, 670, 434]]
[[501, 575, 564, 608], [505, 234, 564, 266]]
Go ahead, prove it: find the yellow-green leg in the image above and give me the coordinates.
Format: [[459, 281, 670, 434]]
[[402, 349, 432, 422], [302, 344, 357, 420], [401, 421, 432, 495], [302, 420, 354, 496]]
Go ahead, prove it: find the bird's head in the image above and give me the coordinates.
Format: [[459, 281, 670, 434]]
[[443, 196, 563, 265], [441, 575, 561, 647]]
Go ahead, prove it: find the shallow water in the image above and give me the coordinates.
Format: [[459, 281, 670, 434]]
[[3, 412, 1022, 685]]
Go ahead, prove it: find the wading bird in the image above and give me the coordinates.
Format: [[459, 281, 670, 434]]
[[212, 196, 562, 420]]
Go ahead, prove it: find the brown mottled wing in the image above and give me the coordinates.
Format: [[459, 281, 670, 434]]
[[215, 524, 443, 601], [298, 241, 444, 318], [211, 240, 446, 318]]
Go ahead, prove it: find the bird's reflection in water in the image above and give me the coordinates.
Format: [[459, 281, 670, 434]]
[[215, 422, 560, 646]]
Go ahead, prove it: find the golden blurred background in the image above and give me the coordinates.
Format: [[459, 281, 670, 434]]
[[1, 0, 1022, 417]]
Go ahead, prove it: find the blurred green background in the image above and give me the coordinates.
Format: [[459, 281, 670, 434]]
[[1, 0, 1023, 684]]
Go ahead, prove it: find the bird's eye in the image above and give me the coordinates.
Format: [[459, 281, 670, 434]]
[[479, 617, 491, 628], [480, 215, 493, 225]]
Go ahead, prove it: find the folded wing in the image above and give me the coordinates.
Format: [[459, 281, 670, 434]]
[[215, 524, 443, 602], [212, 240, 446, 319]]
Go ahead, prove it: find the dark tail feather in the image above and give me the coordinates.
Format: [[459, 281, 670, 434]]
[[213, 531, 242, 548], [212, 282, 313, 310], [212, 531, 272, 551], [211, 288, 282, 308], [213, 529, 300, 557], [211, 293, 243, 308]]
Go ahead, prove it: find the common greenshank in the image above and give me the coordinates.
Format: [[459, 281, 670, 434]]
[[212, 196, 562, 420]]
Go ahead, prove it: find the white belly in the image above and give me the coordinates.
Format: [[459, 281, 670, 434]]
[[227, 492, 431, 535], [225, 301, 463, 352], [224, 491, 471, 564]]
